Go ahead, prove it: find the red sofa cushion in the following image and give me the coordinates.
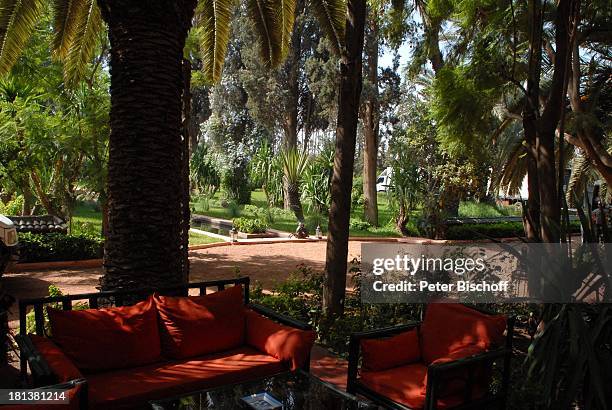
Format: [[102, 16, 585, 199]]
[[85, 346, 285, 410], [154, 285, 246, 359], [47, 297, 161, 372], [420, 303, 506, 364], [245, 309, 316, 370], [360, 329, 420, 371], [360, 362, 486, 410], [29, 334, 83, 382]]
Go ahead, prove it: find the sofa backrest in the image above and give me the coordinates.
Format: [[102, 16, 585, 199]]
[[18, 277, 250, 338]]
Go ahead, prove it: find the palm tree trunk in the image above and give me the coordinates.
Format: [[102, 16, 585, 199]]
[[97, 0, 196, 291], [323, 0, 366, 317], [362, 12, 379, 227]]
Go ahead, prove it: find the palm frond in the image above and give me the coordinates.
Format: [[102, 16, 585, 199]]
[[52, 0, 87, 58], [247, 0, 280, 67], [281, 147, 309, 185], [0, 0, 45, 74], [277, 0, 296, 60], [566, 154, 591, 206], [62, 0, 102, 87], [309, 0, 345, 54], [197, 0, 237, 83]]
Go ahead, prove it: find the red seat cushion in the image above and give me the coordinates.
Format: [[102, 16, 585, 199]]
[[47, 297, 161, 372], [154, 285, 246, 359], [360, 329, 420, 371], [85, 346, 286, 410], [360, 362, 486, 410], [420, 304, 506, 364], [245, 309, 316, 370]]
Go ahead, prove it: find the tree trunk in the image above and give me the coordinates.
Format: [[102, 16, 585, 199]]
[[522, 0, 543, 242], [323, 0, 366, 317], [97, 0, 196, 291], [362, 12, 379, 227], [536, 0, 574, 243]]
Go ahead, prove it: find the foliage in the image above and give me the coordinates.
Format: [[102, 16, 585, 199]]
[[24, 285, 89, 335], [459, 201, 521, 218], [249, 141, 283, 207], [349, 218, 370, 231], [232, 217, 267, 234], [351, 175, 364, 208], [445, 221, 580, 240], [0, 195, 23, 215], [218, 143, 251, 205], [190, 143, 220, 197], [17, 232, 103, 263], [301, 146, 333, 214]]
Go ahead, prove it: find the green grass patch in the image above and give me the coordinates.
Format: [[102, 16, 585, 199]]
[[459, 200, 521, 218], [188, 231, 223, 245]]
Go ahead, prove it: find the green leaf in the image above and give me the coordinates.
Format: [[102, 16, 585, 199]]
[[309, 0, 345, 54], [247, 0, 280, 67], [62, 0, 103, 87], [197, 0, 238, 83], [0, 0, 45, 74]]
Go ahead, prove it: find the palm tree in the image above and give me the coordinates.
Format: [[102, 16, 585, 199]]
[[0, 0, 346, 291], [280, 147, 308, 222]]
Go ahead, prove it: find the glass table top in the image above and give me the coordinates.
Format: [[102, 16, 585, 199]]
[[150, 370, 376, 410]]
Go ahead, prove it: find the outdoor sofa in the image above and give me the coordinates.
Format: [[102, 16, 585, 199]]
[[347, 303, 514, 409], [15, 277, 316, 410]]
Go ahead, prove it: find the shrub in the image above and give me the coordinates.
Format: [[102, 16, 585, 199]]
[[232, 217, 267, 234], [0, 195, 24, 216], [445, 221, 580, 240], [17, 232, 103, 263], [349, 218, 371, 231]]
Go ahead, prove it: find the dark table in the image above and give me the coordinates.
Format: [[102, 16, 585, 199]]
[[150, 370, 376, 410]]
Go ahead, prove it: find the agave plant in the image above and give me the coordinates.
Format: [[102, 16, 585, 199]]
[[280, 147, 309, 221]]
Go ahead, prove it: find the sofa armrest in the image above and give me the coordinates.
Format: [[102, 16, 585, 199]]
[[247, 303, 312, 330], [245, 309, 316, 372], [15, 334, 56, 386], [347, 322, 420, 394], [16, 334, 84, 388], [423, 347, 511, 410]]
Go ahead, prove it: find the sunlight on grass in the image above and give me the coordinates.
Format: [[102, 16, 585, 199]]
[[188, 231, 223, 245]]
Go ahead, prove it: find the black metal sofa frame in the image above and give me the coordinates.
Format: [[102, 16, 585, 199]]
[[347, 306, 515, 410]]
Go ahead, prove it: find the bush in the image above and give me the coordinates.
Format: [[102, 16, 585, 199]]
[[349, 218, 371, 231], [17, 232, 103, 263], [445, 221, 580, 240], [232, 217, 267, 234], [0, 195, 24, 216]]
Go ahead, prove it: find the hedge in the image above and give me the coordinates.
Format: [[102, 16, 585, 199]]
[[445, 221, 581, 240], [232, 217, 268, 234], [17, 232, 104, 263]]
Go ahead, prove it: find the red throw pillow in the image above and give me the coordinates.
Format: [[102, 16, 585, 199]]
[[420, 303, 506, 364], [422, 344, 487, 397], [29, 335, 83, 382], [360, 329, 421, 371], [47, 297, 161, 372], [154, 285, 246, 359], [245, 309, 316, 370]]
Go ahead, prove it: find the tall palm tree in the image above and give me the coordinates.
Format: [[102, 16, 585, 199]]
[[0, 0, 346, 291]]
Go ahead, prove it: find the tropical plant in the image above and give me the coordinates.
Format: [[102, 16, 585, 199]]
[[280, 147, 309, 221], [388, 155, 421, 236], [250, 141, 283, 207], [301, 146, 333, 214], [190, 143, 220, 197]]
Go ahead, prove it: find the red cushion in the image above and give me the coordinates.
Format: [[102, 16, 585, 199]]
[[360, 363, 486, 410], [245, 309, 316, 371], [420, 303, 506, 364], [154, 285, 245, 359], [361, 329, 420, 371], [47, 297, 161, 372], [29, 335, 83, 382], [86, 346, 285, 410]]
